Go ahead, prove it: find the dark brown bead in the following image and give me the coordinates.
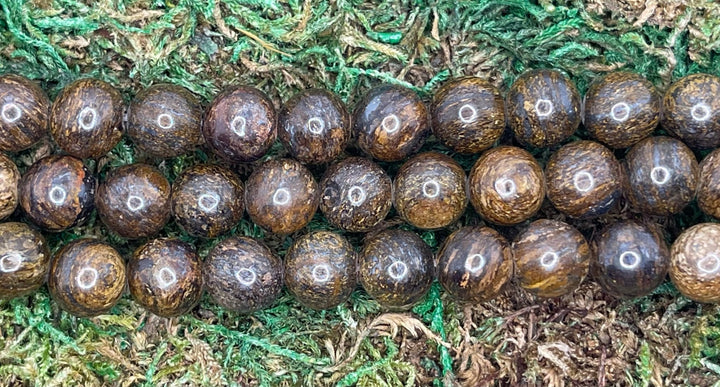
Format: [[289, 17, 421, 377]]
[[393, 152, 467, 230], [203, 236, 282, 314], [319, 157, 392, 232], [49, 78, 124, 159], [358, 229, 434, 309], [278, 89, 350, 164], [19, 155, 96, 231], [96, 164, 171, 239], [468, 146, 545, 226], [202, 86, 277, 163], [353, 84, 430, 162], [593, 221, 669, 298], [245, 158, 319, 235], [0, 222, 50, 300], [670, 223, 720, 303], [661, 73, 720, 149], [506, 69, 581, 148], [0, 154, 20, 220], [513, 219, 591, 298], [437, 226, 513, 303], [583, 72, 660, 149], [545, 140, 622, 218], [171, 165, 244, 238], [624, 136, 698, 216], [128, 238, 203, 317], [0, 74, 50, 152], [284, 231, 356, 310], [48, 239, 125, 317], [127, 84, 203, 158], [432, 77, 505, 154], [697, 148, 720, 219]]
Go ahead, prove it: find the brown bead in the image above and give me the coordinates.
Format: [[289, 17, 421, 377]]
[[437, 226, 513, 303], [48, 239, 125, 317], [506, 69, 581, 148], [393, 152, 467, 230], [245, 158, 319, 235], [0, 74, 50, 152], [583, 72, 660, 149], [468, 146, 545, 226], [670, 223, 720, 303], [49, 78, 124, 159], [358, 229, 434, 309], [203, 236, 282, 314], [278, 89, 350, 164], [431, 77, 505, 154], [19, 155, 96, 231], [203, 86, 277, 163], [513, 219, 591, 298], [171, 165, 244, 238], [128, 238, 203, 317], [353, 84, 430, 162], [593, 221, 669, 298], [127, 84, 203, 158], [697, 148, 720, 219], [0, 154, 20, 220], [284, 231, 356, 310], [319, 157, 392, 232], [624, 136, 698, 216], [96, 164, 171, 239], [0, 222, 50, 300], [661, 73, 720, 149], [545, 140, 622, 218]]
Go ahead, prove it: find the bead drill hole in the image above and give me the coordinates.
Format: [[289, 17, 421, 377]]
[[48, 186, 67, 205], [231, 115, 247, 137], [381, 114, 400, 133], [235, 268, 257, 286], [387, 261, 408, 280], [155, 267, 177, 289], [0, 252, 23, 273], [619, 251, 641, 270], [312, 264, 331, 283], [540, 251, 559, 269], [157, 113, 174, 129], [307, 117, 325, 134], [126, 195, 145, 212], [76, 267, 99, 290], [610, 102, 631, 122], [691, 103, 711, 122], [273, 188, 291, 206], [347, 186, 367, 206], [78, 107, 99, 131], [535, 99, 554, 117], [698, 254, 720, 274], [464, 254, 486, 274], [573, 171, 595, 193], [1, 103, 21, 123], [422, 180, 441, 198], [198, 192, 220, 212], [458, 104, 478, 124], [650, 166, 671, 185]]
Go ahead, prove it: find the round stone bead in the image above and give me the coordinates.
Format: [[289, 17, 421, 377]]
[[0, 154, 20, 220], [697, 148, 720, 219], [670, 223, 720, 303], [661, 73, 720, 149], [0, 74, 50, 153], [0, 222, 50, 300]]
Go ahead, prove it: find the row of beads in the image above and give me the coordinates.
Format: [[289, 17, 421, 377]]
[[1, 216, 718, 318], [1, 71, 719, 163]]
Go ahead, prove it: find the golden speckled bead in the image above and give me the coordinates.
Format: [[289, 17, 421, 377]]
[[393, 152, 467, 230], [437, 226, 513, 303], [48, 239, 126, 317], [278, 89, 350, 164], [593, 221, 669, 298], [583, 72, 660, 149], [49, 78, 124, 159], [353, 84, 430, 162], [661, 73, 720, 149], [468, 146, 545, 226], [285, 231, 356, 310], [697, 148, 720, 219], [359, 229, 434, 309], [670, 223, 720, 303], [545, 140, 622, 218], [0, 154, 20, 220], [203, 236, 283, 314], [506, 69, 581, 148], [319, 157, 392, 232], [128, 238, 203, 317], [127, 84, 203, 158], [513, 219, 591, 298], [96, 164, 171, 239], [431, 77, 505, 154], [624, 136, 698, 216], [0, 222, 50, 300], [0, 74, 50, 153], [203, 86, 277, 163], [171, 164, 244, 238], [19, 155, 96, 232], [245, 158, 319, 235]]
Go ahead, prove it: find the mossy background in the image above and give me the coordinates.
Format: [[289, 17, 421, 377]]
[[2, 0, 720, 385]]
